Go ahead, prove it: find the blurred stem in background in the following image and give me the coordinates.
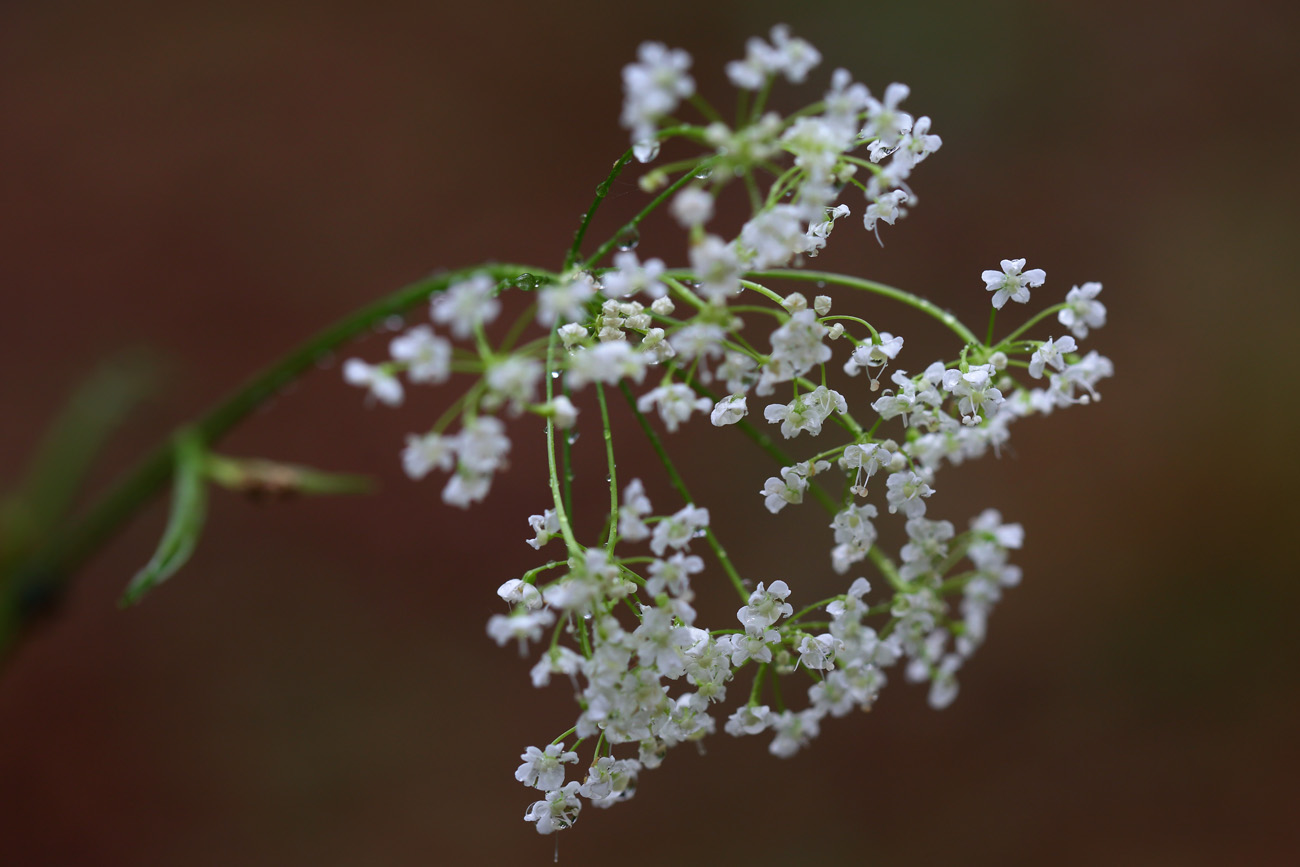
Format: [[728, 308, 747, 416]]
[[0, 263, 537, 664]]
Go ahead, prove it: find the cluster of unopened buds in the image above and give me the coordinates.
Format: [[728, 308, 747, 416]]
[[341, 25, 1113, 837]]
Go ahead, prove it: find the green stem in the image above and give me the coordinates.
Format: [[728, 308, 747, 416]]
[[565, 150, 635, 271], [619, 383, 749, 602], [545, 329, 581, 553], [744, 269, 980, 346], [997, 302, 1070, 348], [582, 157, 719, 271], [596, 383, 618, 553]]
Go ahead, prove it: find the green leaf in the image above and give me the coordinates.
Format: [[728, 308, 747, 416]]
[[119, 431, 208, 607]]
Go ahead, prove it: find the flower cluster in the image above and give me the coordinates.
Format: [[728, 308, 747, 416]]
[[339, 26, 1112, 837]]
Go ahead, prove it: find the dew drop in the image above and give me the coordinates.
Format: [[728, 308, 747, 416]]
[[633, 139, 660, 163], [551, 370, 562, 380], [516, 272, 538, 291], [614, 226, 640, 252], [693, 165, 713, 180], [567, 432, 580, 445]]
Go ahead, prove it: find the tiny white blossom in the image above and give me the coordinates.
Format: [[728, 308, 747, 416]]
[[621, 42, 694, 153], [497, 578, 543, 610], [487, 608, 555, 654], [885, 469, 934, 518], [671, 187, 714, 228], [431, 273, 499, 338], [1029, 335, 1077, 379], [401, 432, 455, 479], [1058, 282, 1106, 338], [619, 478, 654, 542], [602, 252, 668, 299], [516, 744, 580, 791], [724, 704, 773, 737], [524, 781, 582, 834], [690, 235, 743, 304], [539, 272, 598, 326], [768, 708, 822, 758], [343, 359, 403, 407], [650, 504, 710, 556], [389, 325, 451, 384], [637, 383, 712, 433], [525, 509, 560, 550], [982, 258, 1046, 310]]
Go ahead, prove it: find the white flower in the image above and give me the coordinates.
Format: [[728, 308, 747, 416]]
[[484, 356, 542, 414], [1059, 282, 1106, 338], [619, 478, 653, 542], [942, 364, 1004, 425], [739, 205, 806, 269], [724, 704, 773, 736], [650, 504, 710, 556], [927, 655, 962, 710], [768, 310, 832, 381], [516, 744, 580, 791], [670, 187, 714, 228], [839, 443, 889, 495], [530, 646, 584, 688], [431, 273, 499, 338], [646, 552, 703, 599], [487, 608, 555, 654], [863, 190, 911, 243], [401, 432, 455, 479], [539, 272, 598, 326], [602, 252, 667, 299], [343, 359, 403, 406], [497, 578, 543, 610], [558, 322, 588, 350], [1029, 335, 1077, 379], [525, 509, 560, 550], [862, 82, 914, 150], [579, 757, 641, 808], [738, 580, 793, 631], [726, 25, 821, 89], [768, 708, 822, 758], [523, 781, 582, 834], [982, 258, 1046, 309], [637, 383, 712, 433], [763, 386, 846, 438], [621, 42, 694, 152], [546, 395, 579, 429], [885, 469, 934, 517], [845, 332, 904, 378], [455, 415, 511, 475], [760, 460, 826, 514], [689, 235, 743, 304], [566, 341, 649, 389], [388, 325, 451, 384], [797, 633, 843, 671], [894, 115, 942, 169]]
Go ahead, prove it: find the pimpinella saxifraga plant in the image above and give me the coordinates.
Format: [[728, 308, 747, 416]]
[[337, 27, 1113, 835], [2, 24, 1112, 841]]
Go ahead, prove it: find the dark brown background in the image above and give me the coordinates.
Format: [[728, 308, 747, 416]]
[[2, 0, 1298, 864]]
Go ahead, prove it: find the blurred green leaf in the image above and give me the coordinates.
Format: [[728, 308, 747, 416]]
[[120, 431, 207, 607]]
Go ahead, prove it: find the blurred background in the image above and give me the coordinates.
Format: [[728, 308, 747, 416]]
[[2, 0, 1298, 863]]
